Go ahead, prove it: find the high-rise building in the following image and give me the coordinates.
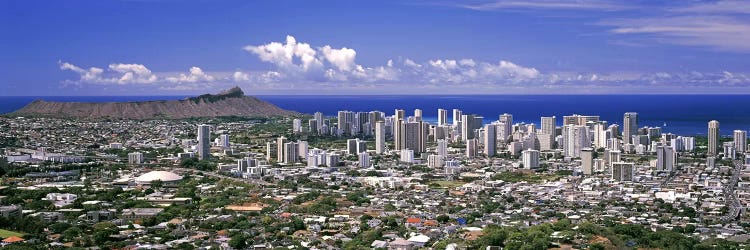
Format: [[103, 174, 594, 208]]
[[197, 124, 211, 161], [581, 148, 593, 175], [437, 139, 448, 158], [734, 130, 747, 153], [402, 121, 423, 152], [461, 114, 483, 141], [724, 142, 736, 160], [452, 109, 462, 126], [394, 109, 405, 150], [656, 145, 676, 172], [358, 152, 370, 168], [314, 112, 324, 133], [337, 111, 355, 136], [466, 139, 478, 158], [499, 113, 513, 140], [308, 119, 317, 134], [414, 109, 423, 121], [563, 125, 589, 158], [541, 116, 556, 138], [400, 149, 414, 163], [283, 142, 297, 163], [427, 154, 443, 168], [293, 119, 302, 133], [484, 124, 497, 157], [375, 121, 386, 154], [438, 109, 448, 126], [623, 112, 638, 144], [128, 152, 144, 165], [219, 134, 230, 148], [563, 114, 599, 126], [611, 162, 634, 182], [708, 120, 720, 155], [522, 149, 540, 169], [276, 136, 287, 162]]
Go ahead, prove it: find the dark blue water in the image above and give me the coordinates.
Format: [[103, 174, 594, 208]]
[[2, 95, 749, 136]]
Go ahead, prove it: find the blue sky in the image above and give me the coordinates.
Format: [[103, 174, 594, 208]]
[[1, 0, 749, 95]]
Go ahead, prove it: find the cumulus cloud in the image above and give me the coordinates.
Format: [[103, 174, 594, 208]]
[[59, 61, 217, 86], [165, 67, 215, 83]]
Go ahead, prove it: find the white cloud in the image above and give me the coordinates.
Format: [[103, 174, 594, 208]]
[[243, 35, 323, 73], [166, 67, 215, 83], [320, 45, 357, 71]]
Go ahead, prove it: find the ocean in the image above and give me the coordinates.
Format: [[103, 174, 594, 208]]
[[1, 95, 749, 136]]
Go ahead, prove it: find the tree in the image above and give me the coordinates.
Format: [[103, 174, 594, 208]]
[[436, 214, 450, 223], [229, 234, 248, 249]]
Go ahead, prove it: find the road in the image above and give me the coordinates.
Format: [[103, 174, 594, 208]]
[[720, 160, 743, 222]]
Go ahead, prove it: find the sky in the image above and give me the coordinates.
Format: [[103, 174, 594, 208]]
[[1, 0, 750, 95]]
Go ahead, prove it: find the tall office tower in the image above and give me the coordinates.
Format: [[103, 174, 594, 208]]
[[522, 149, 540, 169], [437, 139, 448, 158], [541, 116, 556, 138], [394, 109, 405, 149], [314, 112, 324, 132], [452, 109, 462, 126], [276, 136, 287, 162], [563, 125, 590, 158], [708, 120, 720, 155], [682, 137, 695, 151], [347, 139, 359, 155], [297, 141, 308, 162], [608, 124, 620, 139], [581, 148, 594, 175], [484, 124, 497, 157], [357, 139, 368, 154], [647, 127, 662, 139], [402, 121, 423, 152], [563, 114, 600, 126], [611, 162, 634, 182], [724, 143, 736, 160], [623, 112, 638, 144], [734, 130, 747, 153], [219, 134, 230, 148], [499, 113, 513, 139], [308, 119, 318, 134], [375, 121, 386, 154], [292, 119, 302, 133], [461, 114, 482, 141], [337, 111, 355, 136], [197, 124, 211, 160], [466, 139, 478, 158], [358, 152, 370, 168], [656, 145, 676, 171], [438, 109, 448, 126], [282, 142, 297, 163]]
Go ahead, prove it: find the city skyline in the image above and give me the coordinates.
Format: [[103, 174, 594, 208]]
[[2, 0, 750, 95]]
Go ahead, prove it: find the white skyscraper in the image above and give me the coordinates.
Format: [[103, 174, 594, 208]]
[[734, 130, 747, 153], [276, 136, 287, 162], [438, 109, 448, 126], [375, 121, 386, 154], [623, 112, 638, 144], [219, 134, 230, 148], [437, 139, 448, 158], [452, 109, 462, 126], [499, 113, 513, 140], [541, 116, 556, 138], [414, 109, 422, 121], [522, 149, 540, 169], [292, 119, 302, 133], [708, 120, 720, 155], [197, 124, 211, 160], [563, 125, 589, 158], [484, 124, 497, 157]]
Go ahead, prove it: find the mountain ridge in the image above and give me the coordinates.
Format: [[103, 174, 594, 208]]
[[10, 87, 297, 119]]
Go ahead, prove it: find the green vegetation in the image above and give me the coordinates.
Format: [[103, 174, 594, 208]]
[[0, 229, 24, 238], [491, 171, 564, 183], [428, 180, 466, 189]]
